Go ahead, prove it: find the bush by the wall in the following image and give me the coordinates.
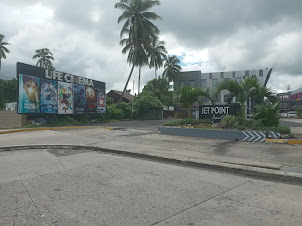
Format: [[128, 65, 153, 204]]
[[106, 104, 123, 120], [116, 102, 132, 119], [163, 118, 211, 127], [253, 103, 281, 127], [221, 115, 238, 129]]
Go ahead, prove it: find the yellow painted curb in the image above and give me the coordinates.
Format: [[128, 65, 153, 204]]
[[0, 126, 115, 135], [288, 140, 302, 145], [265, 139, 288, 144]]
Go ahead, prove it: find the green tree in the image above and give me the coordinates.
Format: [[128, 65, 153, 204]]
[[179, 86, 212, 119], [162, 55, 182, 82], [32, 48, 54, 69], [216, 77, 272, 118], [114, 0, 162, 104], [142, 77, 172, 105], [0, 34, 10, 74], [0, 78, 17, 109], [147, 35, 167, 79]]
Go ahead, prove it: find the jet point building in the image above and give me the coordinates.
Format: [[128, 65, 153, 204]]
[[173, 68, 272, 117]]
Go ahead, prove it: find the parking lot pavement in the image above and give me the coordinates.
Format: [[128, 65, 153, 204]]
[[0, 148, 301, 225]]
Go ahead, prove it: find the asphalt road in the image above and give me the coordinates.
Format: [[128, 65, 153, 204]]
[[1, 148, 301, 226]]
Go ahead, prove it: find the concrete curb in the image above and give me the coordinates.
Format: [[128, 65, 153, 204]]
[[266, 138, 302, 145], [0, 126, 117, 135], [1, 145, 302, 185]]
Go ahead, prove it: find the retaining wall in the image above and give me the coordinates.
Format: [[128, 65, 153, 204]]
[[158, 127, 280, 143], [0, 111, 27, 129]]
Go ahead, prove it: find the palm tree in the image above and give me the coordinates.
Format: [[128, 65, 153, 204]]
[[121, 31, 150, 95], [0, 34, 10, 74], [216, 77, 272, 118], [179, 86, 212, 119], [114, 0, 162, 104], [147, 36, 167, 79], [32, 48, 54, 68], [162, 55, 182, 82]]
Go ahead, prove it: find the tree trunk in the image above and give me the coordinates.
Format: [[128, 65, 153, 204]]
[[155, 68, 157, 79], [138, 65, 141, 95], [0, 57, 2, 75], [241, 103, 245, 118], [117, 64, 135, 105]]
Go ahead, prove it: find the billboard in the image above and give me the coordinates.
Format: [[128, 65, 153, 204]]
[[86, 87, 97, 113], [58, 82, 74, 114], [41, 79, 58, 113], [97, 89, 106, 113], [17, 62, 106, 115], [18, 74, 40, 113], [74, 84, 86, 114]]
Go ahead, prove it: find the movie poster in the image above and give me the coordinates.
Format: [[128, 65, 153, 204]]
[[40, 79, 58, 113], [86, 87, 97, 113], [97, 89, 106, 113], [18, 74, 40, 113], [58, 81, 73, 114], [74, 84, 86, 114]]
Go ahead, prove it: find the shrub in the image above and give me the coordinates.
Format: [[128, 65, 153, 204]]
[[134, 95, 162, 115], [253, 103, 281, 127], [116, 102, 132, 119], [106, 105, 123, 120], [163, 118, 211, 127], [295, 108, 302, 118], [221, 115, 238, 129]]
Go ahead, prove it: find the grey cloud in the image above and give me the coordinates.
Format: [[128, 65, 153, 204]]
[[1, 0, 302, 92]]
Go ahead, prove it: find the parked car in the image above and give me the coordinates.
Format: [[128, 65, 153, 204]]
[[287, 112, 297, 117], [281, 112, 288, 118]]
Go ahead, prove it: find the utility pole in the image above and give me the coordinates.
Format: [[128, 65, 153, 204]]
[[132, 80, 135, 119]]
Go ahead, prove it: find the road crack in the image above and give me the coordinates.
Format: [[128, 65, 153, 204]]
[[150, 179, 252, 226], [20, 180, 42, 217]]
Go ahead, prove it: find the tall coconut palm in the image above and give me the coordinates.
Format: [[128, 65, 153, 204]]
[[179, 86, 212, 119], [32, 48, 54, 68], [0, 34, 10, 74], [147, 36, 167, 79], [114, 0, 162, 104], [216, 77, 273, 118], [162, 55, 182, 82], [120, 29, 149, 95]]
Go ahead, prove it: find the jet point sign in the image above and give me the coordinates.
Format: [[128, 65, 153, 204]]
[[199, 104, 240, 122]]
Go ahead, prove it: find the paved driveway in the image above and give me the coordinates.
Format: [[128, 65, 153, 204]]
[[1, 148, 302, 225]]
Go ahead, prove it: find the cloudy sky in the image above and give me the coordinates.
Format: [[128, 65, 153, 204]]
[[1, 0, 302, 93]]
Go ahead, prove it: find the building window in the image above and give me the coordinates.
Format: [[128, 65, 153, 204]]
[[212, 79, 218, 87], [189, 80, 195, 87], [252, 75, 256, 78], [180, 80, 185, 88], [209, 73, 212, 79], [220, 72, 224, 78], [245, 71, 249, 77], [233, 71, 236, 78], [259, 70, 263, 77], [235, 77, 241, 83], [201, 79, 207, 87]]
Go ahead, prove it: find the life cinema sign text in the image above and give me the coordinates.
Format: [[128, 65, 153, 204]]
[[17, 62, 106, 115], [199, 104, 240, 122]]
